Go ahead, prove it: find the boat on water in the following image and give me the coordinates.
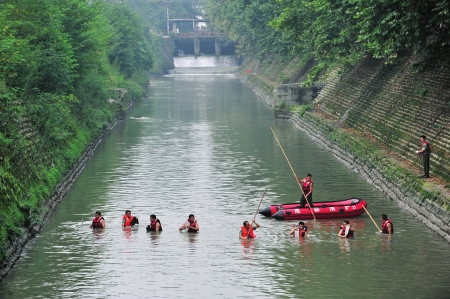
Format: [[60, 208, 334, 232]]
[[259, 198, 367, 220]]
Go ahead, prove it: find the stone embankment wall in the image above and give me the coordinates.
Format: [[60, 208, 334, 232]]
[[278, 112, 450, 242], [316, 56, 450, 181], [236, 55, 450, 242]]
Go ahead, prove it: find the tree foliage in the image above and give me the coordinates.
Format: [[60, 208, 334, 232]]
[[207, 0, 293, 57], [0, 0, 157, 262], [272, 0, 450, 65], [206, 0, 450, 65]]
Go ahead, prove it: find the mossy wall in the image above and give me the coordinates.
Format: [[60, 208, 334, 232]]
[[316, 57, 450, 181], [239, 55, 450, 182]]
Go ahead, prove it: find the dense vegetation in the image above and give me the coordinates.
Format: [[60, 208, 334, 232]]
[[207, 0, 450, 70], [0, 0, 157, 262]]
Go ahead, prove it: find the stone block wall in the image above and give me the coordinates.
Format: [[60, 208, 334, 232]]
[[315, 57, 450, 180]]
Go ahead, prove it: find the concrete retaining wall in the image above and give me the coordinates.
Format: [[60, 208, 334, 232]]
[[236, 67, 450, 243]]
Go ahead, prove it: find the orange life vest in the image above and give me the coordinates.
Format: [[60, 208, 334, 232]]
[[241, 225, 256, 238], [123, 215, 134, 227]]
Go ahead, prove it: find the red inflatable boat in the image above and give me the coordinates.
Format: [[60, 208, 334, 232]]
[[259, 198, 367, 220]]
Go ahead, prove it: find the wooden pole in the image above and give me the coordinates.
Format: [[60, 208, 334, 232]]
[[362, 205, 382, 232], [252, 188, 267, 223], [270, 127, 316, 220]]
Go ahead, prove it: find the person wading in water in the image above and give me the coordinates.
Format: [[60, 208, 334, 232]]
[[240, 220, 260, 239], [380, 214, 394, 234], [289, 221, 308, 237], [338, 220, 355, 238], [89, 211, 105, 229], [179, 214, 199, 232], [122, 210, 139, 227], [146, 214, 162, 232]]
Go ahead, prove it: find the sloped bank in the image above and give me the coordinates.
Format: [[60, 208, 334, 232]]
[[0, 95, 135, 282], [235, 59, 450, 242]]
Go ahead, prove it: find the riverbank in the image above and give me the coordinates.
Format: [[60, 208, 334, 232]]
[[0, 95, 137, 281], [236, 56, 450, 242]]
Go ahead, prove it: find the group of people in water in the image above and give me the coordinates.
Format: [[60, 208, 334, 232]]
[[89, 210, 394, 239], [88, 173, 393, 239], [89, 210, 200, 233]]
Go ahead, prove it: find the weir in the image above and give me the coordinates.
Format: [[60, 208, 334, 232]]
[[167, 55, 240, 74]]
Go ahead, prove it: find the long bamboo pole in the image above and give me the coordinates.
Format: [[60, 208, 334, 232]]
[[252, 188, 267, 223], [362, 205, 381, 232], [270, 127, 316, 220]]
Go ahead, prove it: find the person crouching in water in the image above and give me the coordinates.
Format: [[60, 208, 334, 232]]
[[240, 220, 260, 239], [146, 214, 162, 232], [179, 214, 199, 232], [89, 211, 105, 229], [338, 220, 355, 238], [290, 221, 307, 237]]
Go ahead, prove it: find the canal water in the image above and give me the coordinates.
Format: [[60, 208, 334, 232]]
[[1, 71, 449, 299]]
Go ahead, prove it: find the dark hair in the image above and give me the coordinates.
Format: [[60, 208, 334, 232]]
[[343, 220, 349, 225], [307, 173, 312, 177], [125, 210, 131, 214], [95, 211, 101, 216], [188, 214, 195, 219], [420, 135, 426, 139], [243, 221, 249, 226], [381, 214, 388, 220], [298, 221, 304, 226], [150, 214, 156, 220]]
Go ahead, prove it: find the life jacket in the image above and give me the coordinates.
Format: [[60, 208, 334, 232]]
[[298, 225, 308, 237], [123, 215, 135, 227], [91, 217, 104, 229], [302, 180, 313, 193], [187, 220, 198, 232], [241, 225, 256, 238], [148, 218, 162, 231], [422, 140, 431, 154], [381, 219, 394, 234], [340, 225, 354, 238]]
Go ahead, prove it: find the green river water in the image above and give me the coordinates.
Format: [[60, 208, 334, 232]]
[[0, 71, 449, 299]]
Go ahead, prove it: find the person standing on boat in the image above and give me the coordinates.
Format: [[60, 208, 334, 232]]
[[289, 221, 308, 237], [380, 214, 394, 234], [122, 210, 139, 227], [240, 220, 260, 239], [146, 214, 162, 232], [338, 220, 355, 238], [179, 214, 199, 232], [295, 173, 314, 208], [415, 135, 431, 178], [89, 211, 105, 229]]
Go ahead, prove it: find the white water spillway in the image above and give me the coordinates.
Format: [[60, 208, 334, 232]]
[[173, 55, 239, 67], [168, 55, 239, 74]]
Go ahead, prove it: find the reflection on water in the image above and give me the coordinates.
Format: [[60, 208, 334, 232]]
[[1, 75, 449, 299]]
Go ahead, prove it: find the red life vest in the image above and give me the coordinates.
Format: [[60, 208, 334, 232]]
[[298, 225, 308, 237], [302, 180, 313, 193], [92, 217, 104, 229], [340, 225, 354, 238], [149, 219, 162, 231], [381, 219, 394, 234], [241, 225, 256, 238], [123, 215, 134, 227], [187, 220, 198, 232]]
